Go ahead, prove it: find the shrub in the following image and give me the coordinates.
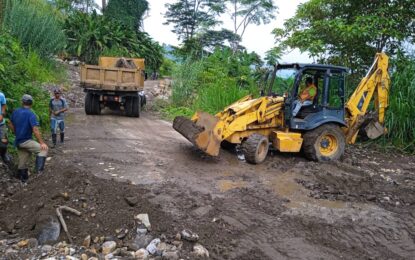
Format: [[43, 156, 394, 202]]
[[0, 32, 52, 128], [382, 56, 415, 152], [2, 0, 66, 56]]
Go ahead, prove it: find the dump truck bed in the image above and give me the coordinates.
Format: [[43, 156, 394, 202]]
[[80, 57, 145, 92]]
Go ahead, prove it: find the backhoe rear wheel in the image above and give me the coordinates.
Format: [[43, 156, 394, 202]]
[[241, 134, 269, 164], [303, 124, 345, 162]]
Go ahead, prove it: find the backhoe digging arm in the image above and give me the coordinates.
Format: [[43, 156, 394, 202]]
[[345, 53, 390, 144]]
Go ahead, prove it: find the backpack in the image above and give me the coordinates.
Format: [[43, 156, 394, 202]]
[[49, 98, 65, 110]]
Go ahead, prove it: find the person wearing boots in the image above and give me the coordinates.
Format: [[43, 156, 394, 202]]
[[9, 94, 48, 183], [0, 91, 11, 167], [49, 88, 68, 147]]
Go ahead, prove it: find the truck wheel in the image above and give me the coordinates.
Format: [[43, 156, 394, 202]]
[[241, 134, 269, 164], [303, 124, 345, 162], [125, 97, 133, 117], [92, 94, 101, 115], [85, 93, 93, 115], [132, 96, 140, 118]]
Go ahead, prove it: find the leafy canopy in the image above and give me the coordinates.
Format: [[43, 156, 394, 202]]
[[104, 0, 148, 31], [274, 0, 415, 70], [164, 0, 226, 42]]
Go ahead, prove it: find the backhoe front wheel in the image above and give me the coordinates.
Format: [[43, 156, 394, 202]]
[[241, 134, 269, 164], [303, 124, 345, 162]]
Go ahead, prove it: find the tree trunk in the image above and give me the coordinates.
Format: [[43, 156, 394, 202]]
[[102, 0, 106, 11]]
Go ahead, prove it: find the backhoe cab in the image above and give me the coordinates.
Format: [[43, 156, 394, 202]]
[[173, 53, 390, 163]]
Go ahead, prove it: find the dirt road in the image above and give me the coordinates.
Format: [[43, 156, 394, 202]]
[[52, 80, 414, 259], [1, 78, 414, 259]]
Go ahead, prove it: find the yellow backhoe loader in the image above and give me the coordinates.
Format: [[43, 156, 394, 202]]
[[173, 53, 390, 163]]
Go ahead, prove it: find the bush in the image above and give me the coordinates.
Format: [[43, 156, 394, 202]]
[[382, 56, 415, 152], [2, 0, 66, 56], [64, 11, 163, 70], [166, 48, 259, 117], [0, 32, 52, 128]]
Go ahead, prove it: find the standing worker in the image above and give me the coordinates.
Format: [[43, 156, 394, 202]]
[[9, 94, 48, 182], [0, 91, 11, 166], [49, 88, 68, 147]]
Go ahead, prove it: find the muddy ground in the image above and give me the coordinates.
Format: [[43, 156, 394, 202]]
[[0, 67, 414, 259]]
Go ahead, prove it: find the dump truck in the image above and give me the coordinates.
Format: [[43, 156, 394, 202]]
[[173, 53, 390, 163], [80, 57, 146, 117]]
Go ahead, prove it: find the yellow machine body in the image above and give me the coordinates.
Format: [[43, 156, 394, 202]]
[[173, 53, 391, 162]]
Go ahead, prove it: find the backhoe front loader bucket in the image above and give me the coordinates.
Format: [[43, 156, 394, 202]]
[[173, 112, 222, 156]]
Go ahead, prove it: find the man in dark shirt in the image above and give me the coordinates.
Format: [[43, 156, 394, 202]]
[[9, 95, 48, 182]]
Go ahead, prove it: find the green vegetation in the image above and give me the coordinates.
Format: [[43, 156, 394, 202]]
[[2, 0, 66, 56], [383, 55, 415, 152], [64, 7, 163, 71], [0, 32, 55, 127], [163, 48, 260, 119]]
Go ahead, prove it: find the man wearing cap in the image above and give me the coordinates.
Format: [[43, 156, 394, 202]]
[[0, 91, 11, 166], [49, 88, 68, 147], [9, 94, 48, 182]]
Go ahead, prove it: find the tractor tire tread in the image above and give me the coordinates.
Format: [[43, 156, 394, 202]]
[[241, 134, 269, 164]]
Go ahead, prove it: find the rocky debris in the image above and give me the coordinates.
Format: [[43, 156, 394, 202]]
[[135, 248, 149, 259], [82, 235, 91, 248], [36, 215, 61, 244], [149, 79, 172, 101], [124, 196, 139, 207], [131, 234, 153, 250], [101, 241, 117, 255], [146, 238, 160, 255], [192, 244, 209, 258], [135, 213, 151, 231], [180, 229, 199, 242]]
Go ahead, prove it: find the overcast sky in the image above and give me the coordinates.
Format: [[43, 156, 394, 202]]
[[96, 0, 311, 63]]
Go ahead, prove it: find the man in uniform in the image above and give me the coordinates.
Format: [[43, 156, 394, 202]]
[[292, 77, 317, 117], [0, 91, 11, 166], [49, 88, 68, 147], [9, 94, 48, 182]]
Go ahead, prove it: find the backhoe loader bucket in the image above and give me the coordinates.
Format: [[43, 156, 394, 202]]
[[364, 121, 386, 139], [173, 112, 222, 156]]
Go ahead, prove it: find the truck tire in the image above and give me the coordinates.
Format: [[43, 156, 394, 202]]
[[125, 97, 133, 117], [85, 92, 93, 115], [303, 124, 345, 162], [92, 94, 101, 115], [132, 96, 140, 118], [241, 134, 269, 164]]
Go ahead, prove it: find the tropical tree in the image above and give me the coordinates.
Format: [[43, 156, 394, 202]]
[[227, 0, 277, 51], [104, 0, 148, 31], [48, 0, 98, 13], [273, 0, 415, 71], [164, 0, 226, 42]]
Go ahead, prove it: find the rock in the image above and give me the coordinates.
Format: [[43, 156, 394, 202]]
[[135, 214, 151, 231], [146, 238, 160, 255], [81, 254, 88, 260], [36, 215, 61, 244], [42, 244, 53, 254], [17, 239, 29, 247], [28, 238, 38, 248], [124, 196, 138, 206], [192, 244, 209, 258], [69, 247, 76, 255], [162, 251, 180, 260], [135, 248, 149, 259], [66, 256, 77, 260], [180, 229, 199, 242], [102, 241, 117, 255], [83, 235, 91, 248], [128, 234, 153, 250], [88, 258, 98, 260]]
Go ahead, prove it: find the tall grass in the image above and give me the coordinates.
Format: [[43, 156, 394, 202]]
[[2, 0, 66, 56], [382, 56, 415, 152]]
